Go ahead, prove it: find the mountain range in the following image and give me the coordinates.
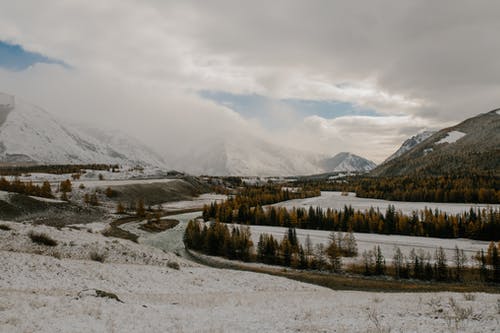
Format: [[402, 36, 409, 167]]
[[0, 92, 376, 176], [0, 92, 165, 167]]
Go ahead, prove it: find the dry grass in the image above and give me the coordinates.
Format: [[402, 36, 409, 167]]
[[0, 224, 11, 231], [28, 231, 58, 246], [89, 250, 107, 263]]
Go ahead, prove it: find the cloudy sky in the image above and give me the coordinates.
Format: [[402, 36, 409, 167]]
[[0, 1, 499, 163]]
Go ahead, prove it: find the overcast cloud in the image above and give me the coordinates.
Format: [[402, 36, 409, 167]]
[[0, 0, 498, 163]]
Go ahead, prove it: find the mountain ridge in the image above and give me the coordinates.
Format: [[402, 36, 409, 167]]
[[0, 93, 166, 167], [371, 109, 500, 177]]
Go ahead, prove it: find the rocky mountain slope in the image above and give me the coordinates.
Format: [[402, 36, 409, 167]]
[[320, 152, 376, 173], [372, 109, 500, 176], [384, 131, 436, 163]]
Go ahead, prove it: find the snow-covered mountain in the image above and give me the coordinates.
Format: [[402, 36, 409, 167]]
[[372, 109, 500, 176], [170, 135, 326, 176], [171, 135, 376, 176], [0, 92, 165, 167], [0, 92, 376, 175], [384, 130, 436, 163], [319, 152, 376, 173]]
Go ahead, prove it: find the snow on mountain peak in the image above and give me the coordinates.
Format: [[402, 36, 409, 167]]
[[435, 131, 466, 145], [0, 94, 165, 167], [384, 130, 436, 163]]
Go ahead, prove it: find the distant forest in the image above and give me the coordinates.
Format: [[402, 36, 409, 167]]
[[0, 164, 119, 176], [299, 174, 500, 204], [203, 184, 500, 241]]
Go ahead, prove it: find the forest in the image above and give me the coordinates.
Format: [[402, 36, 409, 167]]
[[184, 221, 500, 283], [0, 177, 53, 198], [299, 174, 500, 204], [0, 163, 119, 176]]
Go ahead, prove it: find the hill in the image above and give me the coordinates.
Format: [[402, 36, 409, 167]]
[[372, 109, 500, 177]]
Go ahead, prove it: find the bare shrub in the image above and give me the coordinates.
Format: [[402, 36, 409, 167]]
[[167, 261, 180, 270], [463, 293, 476, 301], [366, 306, 391, 333], [28, 231, 58, 246], [89, 250, 107, 263]]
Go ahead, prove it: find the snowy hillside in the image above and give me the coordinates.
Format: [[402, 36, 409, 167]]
[[372, 109, 500, 176], [1, 221, 499, 333], [319, 152, 376, 172], [384, 130, 435, 163], [0, 93, 165, 167]]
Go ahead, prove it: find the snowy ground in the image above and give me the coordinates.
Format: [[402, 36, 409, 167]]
[[161, 193, 227, 212], [271, 191, 500, 216], [1, 228, 499, 332], [1, 194, 499, 332], [72, 177, 176, 189], [3, 167, 169, 184]]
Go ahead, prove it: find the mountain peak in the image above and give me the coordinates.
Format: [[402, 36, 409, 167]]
[[0, 96, 165, 167], [372, 111, 500, 177], [320, 152, 376, 173], [384, 130, 436, 163]]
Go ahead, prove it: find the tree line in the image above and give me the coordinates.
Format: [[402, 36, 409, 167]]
[[301, 174, 500, 204], [203, 203, 500, 241], [0, 177, 53, 198], [184, 221, 500, 283], [0, 164, 119, 176], [202, 185, 320, 223]]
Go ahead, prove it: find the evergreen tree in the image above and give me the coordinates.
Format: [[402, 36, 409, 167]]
[[434, 247, 448, 281]]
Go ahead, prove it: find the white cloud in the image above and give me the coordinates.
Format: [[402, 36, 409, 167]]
[[0, 0, 498, 165]]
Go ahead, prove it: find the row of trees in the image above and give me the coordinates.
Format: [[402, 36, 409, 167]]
[[203, 203, 500, 241], [0, 177, 53, 198], [184, 220, 253, 261], [0, 164, 119, 176], [184, 220, 358, 271], [202, 185, 320, 223], [307, 175, 500, 204], [184, 221, 500, 283]]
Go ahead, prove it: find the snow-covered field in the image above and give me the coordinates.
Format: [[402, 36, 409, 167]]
[[1, 221, 499, 332], [271, 191, 500, 215], [161, 193, 227, 212]]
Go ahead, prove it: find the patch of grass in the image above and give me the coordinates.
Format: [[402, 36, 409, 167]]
[[102, 226, 138, 243], [167, 261, 180, 270], [89, 250, 107, 263], [28, 231, 58, 246], [0, 224, 11, 231], [463, 293, 476, 301]]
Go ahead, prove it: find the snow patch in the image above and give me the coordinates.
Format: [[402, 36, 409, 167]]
[[435, 131, 466, 145]]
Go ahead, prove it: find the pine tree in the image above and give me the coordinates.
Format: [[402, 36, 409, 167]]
[[326, 238, 342, 272], [453, 245, 467, 281], [393, 246, 404, 279], [374, 246, 385, 275], [434, 247, 448, 281], [116, 202, 125, 214], [136, 199, 146, 217]]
